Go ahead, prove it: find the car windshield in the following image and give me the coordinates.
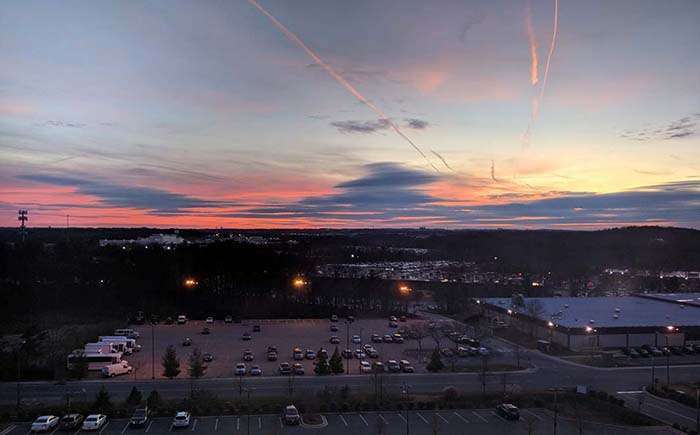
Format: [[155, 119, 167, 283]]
[[36, 417, 49, 423], [86, 417, 97, 422]]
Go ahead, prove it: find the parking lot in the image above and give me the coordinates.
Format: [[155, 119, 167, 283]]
[[119, 318, 511, 380], [0, 408, 673, 435]]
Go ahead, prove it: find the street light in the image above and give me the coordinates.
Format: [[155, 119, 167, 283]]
[[183, 278, 198, 288], [292, 277, 306, 288], [664, 326, 678, 386]]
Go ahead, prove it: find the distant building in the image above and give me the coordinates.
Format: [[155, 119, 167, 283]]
[[99, 233, 184, 247], [480, 293, 700, 351]]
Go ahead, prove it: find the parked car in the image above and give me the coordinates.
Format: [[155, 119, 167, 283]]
[[441, 348, 454, 357], [242, 332, 252, 341], [243, 350, 254, 361], [59, 414, 84, 431], [283, 405, 300, 425], [354, 349, 366, 359], [250, 365, 262, 376], [400, 360, 414, 373], [182, 337, 192, 346], [670, 346, 684, 355], [318, 348, 328, 359], [305, 349, 316, 360], [279, 362, 291, 375], [292, 363, 305, 375], [165, 317, 174, 325], [399, 316, 407, 322], [638, 348, 650, 357], [367, 347, 379, 358], [389, 316, 398, 322], [292, 348, 304, 360], [235, 363, 246, 376], [253, 325, 261, 332], [130, 408, 149, 427], [172, 411, 191, 428], [372, 361, 385, 373], [330, 315, 338, 322], [359, 361, 372, 373], [177, 315, 187, 324], [352, 335, 361, 344], [267, 351, 278, 361], [330, 324, 339, 332], [224, 315, 233, 324], [683, 345, 696, 354], [342, 349, 353, 359], [203, 353, 214, 363], [478, 347, 490, 356], [388, 321, 398, 328], [392, 333, 404, 343], [383, 334, 393, 343], [661, 347, 672, 356], [649, 347, 663, 356], [386, 360, 401, 373], [329, 336, 340, 344], [201, 327, 210, 335], [31, 416, 59, 432], [371, 334, 382, 343], [205, 317, 214, 324], [496, 403, 520, 420], [81, 415, 107, 431]]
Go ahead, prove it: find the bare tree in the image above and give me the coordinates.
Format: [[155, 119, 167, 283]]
[[406, 323, 430, 362], [375, 415, 387, 435], [522, 415, 537, 435], [523, 300, 545, 337]]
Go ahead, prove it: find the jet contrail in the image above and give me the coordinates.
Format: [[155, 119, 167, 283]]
[[525, 0, 539, 86], [247, 0, 440, 172], [431, 150, 453, 171], [522, 0, 558, 147]]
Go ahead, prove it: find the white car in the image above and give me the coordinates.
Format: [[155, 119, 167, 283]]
[[205, 317, 214, 324], [352, 335, 361, 344], [359, 361, 372, 373], [177, 315, 187, 324], [31, 415, 59, 432], [235, 363, 246, 376], [82, 414, 107, 431], [172, 411, 191, 428], [354, 349, 366, 359]]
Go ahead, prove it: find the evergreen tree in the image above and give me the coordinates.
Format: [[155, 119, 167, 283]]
[[188, 348, 206, 379], [126, 387, 142, 408], [426, 348, 444, 372], [162, 345, 181, 379], [329, 346, 344, 374], [314, 348, 330, 375], [146, 390, 162, 410], [93, 386, 113, 413], [69, 350, 89, 380]]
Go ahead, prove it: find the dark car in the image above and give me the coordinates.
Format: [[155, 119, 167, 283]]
[[279, 362, 292, 375], [201, 327, 210, 335], [164, 317, 174, 325], [496, 403, 520, 420], [242, 332, 252, 341], [182, 338, 192, 346], [670, 346, 684, 355], [253, 324, 261, 332], [224, 315, 233, 324], [203, 353, 214, 362], [130, 408, 149, 427], [59, 414, 84, 430]]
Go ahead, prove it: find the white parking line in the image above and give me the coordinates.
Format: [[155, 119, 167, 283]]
[[491, 411, 508, 422], [522, 409, 544, 422], [452, 412, 469, 423], [416, 412, 428, 424], [435, 413, 449, 424], [120, 422, 130, 435], [99, 422, 110, 435], [0, 425, 16, 435], [49, 428, 59, 435], [257, 418, 261, 430], [145, 421, 153, 433], [278, 418, 283, 429], [190, 420, 197, 432], [236, 418, 239, 431], [214, 418, 218, 432], [471, 411, 488, 423], [339, 415, 348, 426], [378, 414, 388, 424], [359, 414, 368, 426], [397, 413, 406, 423]]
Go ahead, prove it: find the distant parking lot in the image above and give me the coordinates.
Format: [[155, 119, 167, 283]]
[[114, 318, 513, 380], [0, 408, 671, 435]]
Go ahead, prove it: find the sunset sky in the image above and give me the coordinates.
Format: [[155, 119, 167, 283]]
[[1, 0, 699, 228]]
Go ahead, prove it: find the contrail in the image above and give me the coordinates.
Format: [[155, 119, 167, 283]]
[[525, 0, 539, 86], [431, 150, 453, 171], [522, 0, 559, 146], [247, 0, 440, 172]]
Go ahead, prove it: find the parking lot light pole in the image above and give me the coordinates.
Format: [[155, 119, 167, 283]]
[[402, 383, 410, 435], [245, 388, 252, 435]]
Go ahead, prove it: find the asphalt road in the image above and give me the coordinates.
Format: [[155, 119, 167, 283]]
[[3, 344, 699, 405], [0, 408, 677, 435]]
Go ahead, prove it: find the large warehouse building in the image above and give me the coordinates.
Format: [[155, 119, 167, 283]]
[[481, 293, 700, 351]]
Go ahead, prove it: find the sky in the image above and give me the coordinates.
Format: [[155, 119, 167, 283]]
[[1, 0, 699, 229]]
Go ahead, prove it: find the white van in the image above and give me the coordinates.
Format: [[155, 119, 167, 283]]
[[99, 336, 140, 354], [100, 361, 132, 377], [114, 328, 140, 339]]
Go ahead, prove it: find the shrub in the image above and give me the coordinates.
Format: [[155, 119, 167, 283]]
[[442, 386, 460, 402]]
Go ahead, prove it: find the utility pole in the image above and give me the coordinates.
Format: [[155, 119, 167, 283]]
[[151, 321, 155, 380], [18, 209, 28, 242], [246, 388, 251, 435]]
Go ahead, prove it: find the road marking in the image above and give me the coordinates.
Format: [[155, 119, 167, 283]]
[[145, 421, 153, 433], [359, 414, 368, 426], [617, 390, 643, 394], [471, 411, 488, 423], [491, 411, 508, 422], [339, 414, 348, 426], [190, 420, 197, 432], [397, 413, 406, 423], [99, 422, 109, 435], [278, 418, 283, 429], [522, 409, 544, 421], [257, 418, 261, 430], [378, 414, 388, 424], [452, 412, 469, 423], [169, 424, 173, 432], [435, 413, 449, 424], [416, 412, 428, 424], [644, 402, 697, 423], [120, 422, 130, 435], [236, 418, 239, 431], [0, 425, 16, 435], [49, 428, 59, 435], [214, 418, 218, 432]]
